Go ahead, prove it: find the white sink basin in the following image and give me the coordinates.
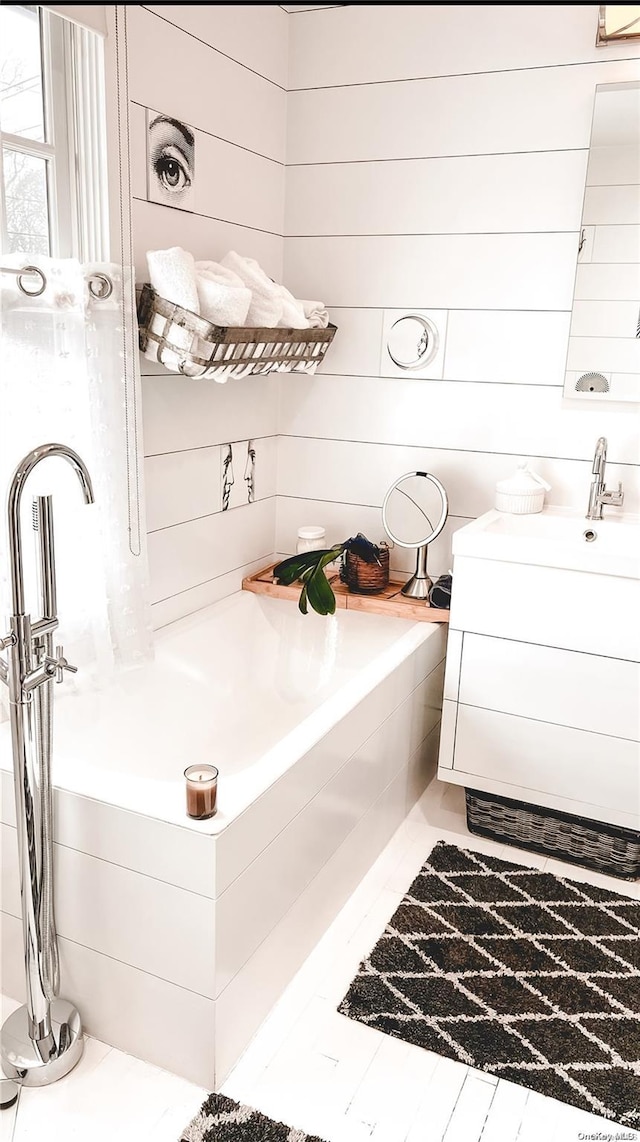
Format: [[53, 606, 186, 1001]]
[[452, 506, 640, 579]]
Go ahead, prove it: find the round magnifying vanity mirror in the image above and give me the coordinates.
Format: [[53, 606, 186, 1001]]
[[382, 471, 448, 599], [386, 314, 439, 370]]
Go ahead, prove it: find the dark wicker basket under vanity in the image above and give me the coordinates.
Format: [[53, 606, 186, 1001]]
[[465, 787, 640, 880]]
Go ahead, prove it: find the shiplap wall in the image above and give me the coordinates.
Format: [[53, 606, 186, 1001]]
[[128, 4, 640, 622], [125, 5, 287, 627], [280, 4, 640, 579]]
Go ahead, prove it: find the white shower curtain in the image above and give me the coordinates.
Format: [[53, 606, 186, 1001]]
[[0, 253, 152, 701]]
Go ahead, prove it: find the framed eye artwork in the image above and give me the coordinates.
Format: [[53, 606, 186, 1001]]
[[146, 108, 196, 210]]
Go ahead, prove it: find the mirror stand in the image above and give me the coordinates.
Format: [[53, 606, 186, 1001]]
[[382, 470, 449, 601], [401, 544, 432, 599]]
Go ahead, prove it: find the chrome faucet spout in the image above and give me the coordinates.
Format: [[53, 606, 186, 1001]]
[[7, 443, 94, 616], [586, 436, 623, 521], [592, 436, 607, 477]]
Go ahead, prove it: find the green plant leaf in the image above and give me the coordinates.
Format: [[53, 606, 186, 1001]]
[[273, 551, 325, 585], [318, 546, 343, 569], [298, 583, 308, 614], [274, 546, 344, 586], [306, 561, 337, 616]]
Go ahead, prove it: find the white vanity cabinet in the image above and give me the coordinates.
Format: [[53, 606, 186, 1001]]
[[437, 509, 640, 832]]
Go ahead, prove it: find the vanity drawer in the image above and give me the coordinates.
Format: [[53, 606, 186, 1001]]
[[453, 704, 640, 821], [459, 634, 640, 741], [450, 556, 640, 661]]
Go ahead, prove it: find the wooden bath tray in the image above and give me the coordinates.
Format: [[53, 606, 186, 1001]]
[[242, 563, 450, 623]]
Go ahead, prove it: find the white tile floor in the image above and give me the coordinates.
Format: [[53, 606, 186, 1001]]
[[3, 777, 639, 1142]]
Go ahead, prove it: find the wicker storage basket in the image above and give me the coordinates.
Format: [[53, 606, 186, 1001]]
[[137, 284, 336, 379], [341, 545, 390, 594], [465, 787, 640, 880]]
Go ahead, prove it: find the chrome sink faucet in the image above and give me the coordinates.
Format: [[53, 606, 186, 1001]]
[[586, 437, 624, 520]]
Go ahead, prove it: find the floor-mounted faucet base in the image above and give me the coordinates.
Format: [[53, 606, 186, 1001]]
[[1, 999, 84, 1087]]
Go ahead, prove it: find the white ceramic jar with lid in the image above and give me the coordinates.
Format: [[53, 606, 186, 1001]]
[[297, 525, 326, 554], [495, 461, 551, 515]]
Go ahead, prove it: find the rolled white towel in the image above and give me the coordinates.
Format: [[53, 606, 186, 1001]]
[[196, 260, 247, 290], [146, 247, 200, 314], [301, 299, 329, 329], [195, 260, 251, 327], [145, 247, 201, 373], [277, 285, 309, 329], [221, 250, 282, 327]]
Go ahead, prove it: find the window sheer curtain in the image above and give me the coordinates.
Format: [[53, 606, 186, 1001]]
[[0, 253, 152, 713]]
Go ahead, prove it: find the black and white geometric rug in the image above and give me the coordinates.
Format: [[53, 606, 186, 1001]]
[[339, 841, 640, 1128], [181, 1092, 329, 1141]]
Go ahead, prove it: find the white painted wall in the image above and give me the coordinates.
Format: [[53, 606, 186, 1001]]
[[124, 5, 288, 627], [280, 5, 640, 578], [122, 4, 640, 620], [43, 4, 106, 35]]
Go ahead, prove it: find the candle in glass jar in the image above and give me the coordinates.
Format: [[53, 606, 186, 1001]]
[[184, 764, 218, 819]]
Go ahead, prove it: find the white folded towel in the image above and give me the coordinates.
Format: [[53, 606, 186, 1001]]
[[277, 286, 308, 329], [301, 300, 329, 329], [221, 250, 283, 327], [145, 247, 201, 374], [146, 247, 200, 314], [195, 260, 251, 327]]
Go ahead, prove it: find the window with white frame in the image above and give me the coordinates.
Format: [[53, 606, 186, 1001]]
[[0, 4, 108, 261]]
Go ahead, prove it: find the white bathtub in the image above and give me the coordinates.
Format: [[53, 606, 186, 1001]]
[[1, 591, 446, 1086]]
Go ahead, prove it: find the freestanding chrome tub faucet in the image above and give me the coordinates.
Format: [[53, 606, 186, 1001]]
[[586, 437, 624, 521], [0, 444, 94, 1089]]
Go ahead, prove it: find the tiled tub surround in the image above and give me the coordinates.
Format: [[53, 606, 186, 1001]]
[[0, 592, 445, 1087]]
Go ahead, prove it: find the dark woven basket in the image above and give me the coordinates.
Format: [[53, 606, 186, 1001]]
[[342, 545, 390, 594], [465, 787, 640, 880]]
